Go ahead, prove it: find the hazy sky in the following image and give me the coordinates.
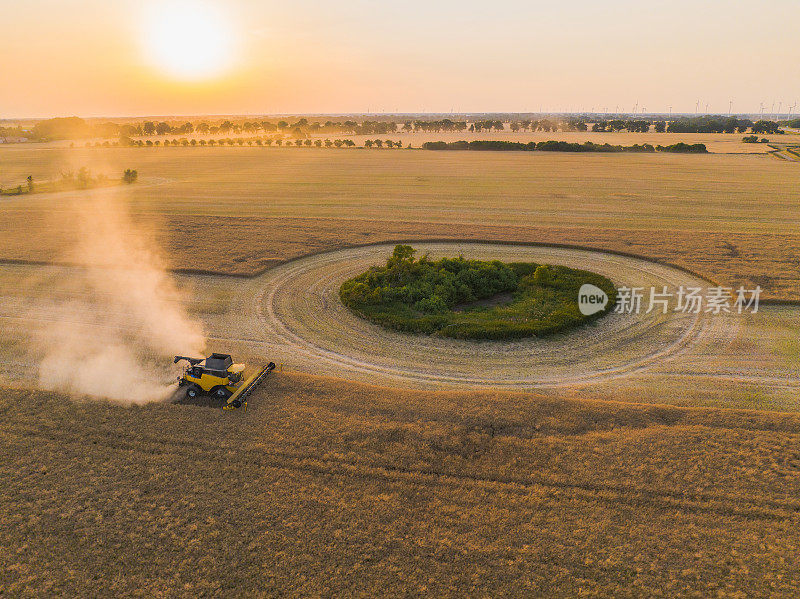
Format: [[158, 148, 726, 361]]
[[2, 0, 799, 118]]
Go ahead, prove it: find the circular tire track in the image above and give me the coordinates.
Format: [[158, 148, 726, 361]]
[[252, 242, 736, 389]]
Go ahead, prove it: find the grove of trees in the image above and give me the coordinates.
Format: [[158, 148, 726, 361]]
[[666, 116, 752, 134], [339, 244, 617, 339]]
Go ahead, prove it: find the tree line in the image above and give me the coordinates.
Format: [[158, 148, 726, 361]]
[[591, 120, 653, 133], [421, 140, 708, 153], [110, 137, 405, 149], [663, 116, 783, 135], [8, 115, 789, 142], [127, 118, 401, 138], [129, 116, 787, 137]]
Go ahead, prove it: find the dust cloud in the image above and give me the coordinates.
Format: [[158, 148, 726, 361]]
[[33, 184, 205, 404]]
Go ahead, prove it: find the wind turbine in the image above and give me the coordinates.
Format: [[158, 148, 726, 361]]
[[705, 103, 709, 114], [760, 102, 765, 119], [777, 101, 782, 120], [728, 100, 733, 115], [695, 100, 700, 115], [770, 102, 775, 120]]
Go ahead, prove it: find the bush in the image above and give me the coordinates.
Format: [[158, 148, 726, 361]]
[[533, 265, 552, 286], [414, 295, 449, 314]]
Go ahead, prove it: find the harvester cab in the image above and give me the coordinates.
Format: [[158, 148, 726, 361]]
[[174, 353, 276, 409]]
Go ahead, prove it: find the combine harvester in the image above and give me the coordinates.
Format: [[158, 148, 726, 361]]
[[174, 353, 276, 410]]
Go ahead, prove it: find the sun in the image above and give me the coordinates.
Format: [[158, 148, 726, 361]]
[[141, 1, 236, 81]]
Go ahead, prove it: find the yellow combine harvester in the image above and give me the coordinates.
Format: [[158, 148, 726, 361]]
[[174, 353, 276, 409]]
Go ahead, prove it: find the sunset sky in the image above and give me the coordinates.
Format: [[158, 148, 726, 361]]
[[3, 0, 799, 118]]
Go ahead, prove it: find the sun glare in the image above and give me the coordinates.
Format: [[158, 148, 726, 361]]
[[141, 1, 235, 80]]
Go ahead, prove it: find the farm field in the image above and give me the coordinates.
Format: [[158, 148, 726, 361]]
[[2, 373, 799, 597], [1, 142, 799, 596], [1, 145, 799, 298]]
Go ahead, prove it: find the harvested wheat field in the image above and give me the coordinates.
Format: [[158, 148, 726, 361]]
[[1, 144, 799, 597], [1, 146, 799, 297], [343, 128, 783, 153]]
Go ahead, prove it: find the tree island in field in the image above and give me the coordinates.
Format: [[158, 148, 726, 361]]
[[340, 245, 617, 340]]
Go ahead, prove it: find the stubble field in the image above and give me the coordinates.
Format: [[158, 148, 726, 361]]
[[1, 141, 799, 596], [1, 145, 799, 297]]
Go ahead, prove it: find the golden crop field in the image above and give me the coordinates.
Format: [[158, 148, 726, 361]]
[[1, 144, 799, 298], [1, 141, 799, 597], [2, 373, 799, 597]]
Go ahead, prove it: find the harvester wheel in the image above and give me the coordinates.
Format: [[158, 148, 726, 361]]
[[231, 399, 242, 409], [213, 387, 232, 400], [186, 385, 201, 399]]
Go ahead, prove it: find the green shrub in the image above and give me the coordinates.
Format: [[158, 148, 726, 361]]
[[414, 295, 449, 314], [533, 265, 552, 286]]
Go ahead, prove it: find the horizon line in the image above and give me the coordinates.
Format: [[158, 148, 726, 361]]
[[2, 111, 791, 122]]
